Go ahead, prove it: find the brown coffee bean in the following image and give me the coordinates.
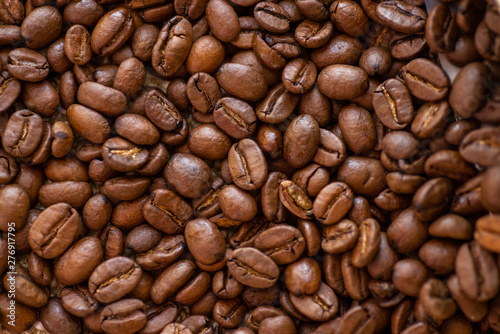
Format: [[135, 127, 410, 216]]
[[455, 241, 499, 302], [376, 1, 427, 34], [102, 137, 149, 172], [418, 239, 459, 276], [2, 110, 43, 158], [313, 182, 354, 225], [352, 218, 381, 268], [450, 62, 491, 119], [290, 282, 338, 322], [285, 258, 321, 296], [424, 150, 476, 182], [252, 32, 301, 70], [330, 0, 368, 37], [256, 84, 300, 124], [341, 251, 370, 300], [54, 237, 103, 285], [88, 256, 142, 303], [3, 264, 48, 308], [135, 235, 186, 271], [254, 224, 305, 265], [51, 121, 74, 158], [425, 3, 458, 53], [143, 188, 194, 234], [318, 64, 369, 100], [402, 58, 450, 101], [447, 274, 488, 323], [21, 80, 59, 117], [387, 207, 428, 254], [413, 177, 454, 222], [100, 298, 147, 334], [28, 203, 79, 259], [77, 81, 128, 117], [186, 73, 221, 114], [60, 285, 98, 318], [228, 247, 279, 288], [392, 258, 431, 297], [411, 100, 450, 139], [217, 63, 268, 102], [254, 2, 290, 33], [151, 259, 196, 304], [373, 78, 414, 130], [21, 6, 63, 49], [283, 115, 320, 169], [213, 299, 247, 329], [219, 185, 258, 223], [227, 138, 267, 190], [64, 24, 92, 65], [282, 58, 317, 94], [0, 72, 21, 113], [322, 219, 359, 254], [339, 104, 377, 154], [164, 153, 212, 198], [279, 180, 313, 219], [214, 97, 257, 139], [311, 34, 362, 68], [206, 0, 240, 42], [367, 232, 399, 281], [91, 8, 134, 56], [334, 305, 376, 334], [40, 298, 81, 334], [337, 156, 387, 197], [185, 218, 226, 265], [460, 127, 500, 168], [428, 214, 473, 240], [295, 19, 334, 49], [261, 172, 288, 222]]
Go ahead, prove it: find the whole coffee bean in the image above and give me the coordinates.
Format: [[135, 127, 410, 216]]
[[102, 137, 149, 172], [428, 214, 473, 241], [218, 185, 258, 222], [151, 259, 197, 304], [0, 148, 17, 184], [376, 1, 427, 34], [91, 8, 134, 56], [284, 115, 320, 169], [228, 247, 279, 288], [228, 138, 267, 190], [339, 104, 376, 154], [21, 80, 60, 117], [66, 104, 110, 144], [382, 131, 420, 160], [295, 0, 330, 21], [373, 78, 414, 130], [281, 58, 317, 94], [88, 256, 142, 303], [214, 97, 257, 139], [186, 73, 221, 114], [330, 0, 368, 37], [285, 258, 321, 296], [38, 181, 92, 209], [475, 20, 500, 62], [289, 282, 338, 322], [28, 203, 79, 259], [254, 224, 305, 265], [313, 182, 354, 225], [259, 315, 296, 334], [359, 46, 392, 76], [231, 50, 281, 86], [256, 84, 300, 124], [387, 207, 428, 253], [322, 219, 358, 254], [279, 180, 313, 219], [51, 121, 74, 158], [261, 172, 288, 222], [318, 64, 369, 100], [21, 6, 63, 49], [100, 298, 147, 334], [424, 150, 476, 182], [389, 32, 427, 61], [311, 34, 363, 68], [295, 19, 334, 48], [60, 285, 98, 318], [188, 124, 231, 161], [136, 235, 186, 271], [206, 0, 240, 42], [3, 265, 48, 308], [0, 184, 28, 233], [77, 81, 128, 117], [63, 0, 105, 28], [341, 251, 370, 300], [217, 63, 268, 102], [246, 306, 285, 332], [351, 218, 381, 268], [252, 32, 301, 70], [367, 232, 399, 281], [54, 237, 103, 285], [447, 274, 488, 323], [213, 298, 247, 329], [337, 156, 387, 197], [455, 241, 499, 302], [2, 109, 43, 158], [0, 72, 21, 113], [115, 114, 159, 146], [481, 167, 500, 213], [164, 153, 212, 198], [143, 188, 194, 234], [40, 299, 81, 334], [254, 2, 290, 33], [425, 3, 458, 53], [413, 177, 454, 222], [418, 239, 459, 276], [392, 258, 431, 297], [402, 58, 450, 101], [459, 127, 500, 168], [411, 100, 449, 139], [185, 218, 225, 265], [64, 24, 92, 65], [449, 62, 491, 119]]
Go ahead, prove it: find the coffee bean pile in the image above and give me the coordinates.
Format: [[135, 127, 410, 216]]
[[0, 0, 499, 333]]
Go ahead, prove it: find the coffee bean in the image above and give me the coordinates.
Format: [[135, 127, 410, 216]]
[[64, 24, 92, 65], [206, 0, 240, 42], [279, 180, 313, 219], [60, 285, 98, 317], [21, 6, 63, 49], [459, 127, 500, 168], [322, 219, 359, 254], [330, 0, 368, 37], [7, 48, 49, 82], [376, 0, 427, 34], [295, 19, 334, 48], [91, 8, 134, 56], [256, 84, 300, 124], [228, 247, 279, 288], [135, 235, 186, 271], [425, 3, 458, 53], [89, 256, 142, 303], [318, 64, 369, 100], [289, 282, 338, 322], [102, 137, 149, 172], [254, 224, 305, 265], [402, 58, 450, 102], [283, 115, 320, 168], [100, 298, 147, 334], [186, 72, 221, 114], [214, 97, 257, 139], [217, 63, 268, 102], [373, 78, 414, 130], [254, 2, 290, 33]]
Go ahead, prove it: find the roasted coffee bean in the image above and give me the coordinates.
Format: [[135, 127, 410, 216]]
[[219, 185, 258, 223], [289, 282, 338, 322], [279, 180, 313, 219], [206, 0, 240, 42], [28, 203, 79, 259], [322, 219, 359, 254], [254, 2, 290, 33], [256, 84, 300, 124], [283, 115, 320, 168], [339, 104, 377, 154], [54, 237, 103, 285], [376, 1, 427, 34], [425, 3, 458, 53], [21, 80, 60, 118], [217, 63, 268, 102], [455, 241, 499, 302], [0, 72, 21, 113], [459, 127, 500, 168], [313, 182, 354, 225], [334, 305, 376, 334], [135, 235, 186, 271], [330, 0, 368, 37], [228, 138, 267, 190], [318, 64, 369, 100], [261, 172, 288, 222], [88, 256, 142, 303], [39, 298, 81, 334], [295, 19, 334, 48], [153, 17, 192, 75], [228, 247, 279, 288], [150, 259, 197, 304], [100, 298, 147, 334], [337, 156, 387, 197], [392, 258, 431, 297], [351, 218, 381, 268], [402, 58, 450, 102], [373, 78, 414, 130], [102, 137, 149, 172], [285, 258, 321, 296], [214, 97, 257, 139], [21, 6, 63, 49], [341, 251, 370, 300], [91, 8, 134, 56], [64, 25, 92, 65], [186, 73, 221, 114], [254, 224, 305, 265], [413, 177, 454, 222]]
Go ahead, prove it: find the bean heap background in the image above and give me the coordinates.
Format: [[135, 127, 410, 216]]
[[0, 0, 500, 333]]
